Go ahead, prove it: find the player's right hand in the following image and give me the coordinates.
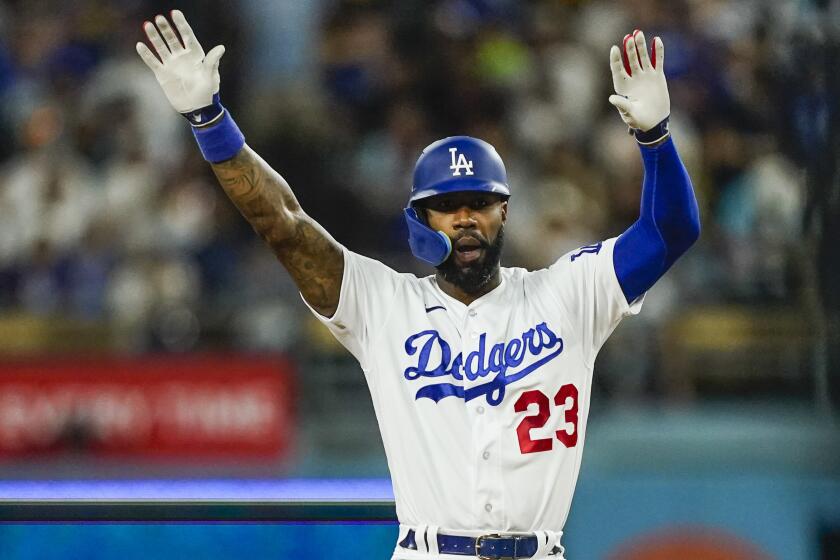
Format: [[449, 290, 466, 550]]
[[136, 10, 225, 117]]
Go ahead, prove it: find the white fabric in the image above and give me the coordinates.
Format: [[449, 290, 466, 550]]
[[135, 10, 225, 114], [533, 530, 562, 558], [426, 525, 440, 556], [304, 238, 642, 559], [415, 525, 429, 554]]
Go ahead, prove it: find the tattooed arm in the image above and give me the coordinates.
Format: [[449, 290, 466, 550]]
[[211, 146, 344, 318], [135, 12, 342, 316]]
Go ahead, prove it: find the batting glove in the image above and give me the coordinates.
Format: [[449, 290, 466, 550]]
[[608, 30, 670, 145], [136, 10, 226, 127]]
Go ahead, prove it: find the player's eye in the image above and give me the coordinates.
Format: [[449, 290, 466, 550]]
[[431, 198, 457, 211]]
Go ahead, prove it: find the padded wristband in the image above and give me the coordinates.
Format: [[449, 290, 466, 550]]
[[191, 109, 245, 164]]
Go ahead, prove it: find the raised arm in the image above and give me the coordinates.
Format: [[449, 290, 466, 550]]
[[210, 148, 343, 316], [607, 31, 700, 303], [136, 10, 342, 317]]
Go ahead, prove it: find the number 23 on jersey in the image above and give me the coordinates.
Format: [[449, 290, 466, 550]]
[[514, 384, 579, 454]]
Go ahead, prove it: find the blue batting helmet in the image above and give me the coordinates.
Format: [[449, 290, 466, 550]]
[[404, 136, 510, 266]]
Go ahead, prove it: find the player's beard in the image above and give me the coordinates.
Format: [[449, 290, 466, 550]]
[[436, 226, 504, 294]]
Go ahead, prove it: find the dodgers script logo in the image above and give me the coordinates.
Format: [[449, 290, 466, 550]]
[[449, 147, 474, 176], [403, 322, 563, 406]]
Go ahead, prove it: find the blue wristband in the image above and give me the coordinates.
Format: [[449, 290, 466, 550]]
[[191, 109, 245, 163]]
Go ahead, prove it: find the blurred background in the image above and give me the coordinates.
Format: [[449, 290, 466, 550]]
[[0, 0, 838, 558]]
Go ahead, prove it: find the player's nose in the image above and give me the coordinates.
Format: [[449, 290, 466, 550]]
[[452, 205, 477, 228]]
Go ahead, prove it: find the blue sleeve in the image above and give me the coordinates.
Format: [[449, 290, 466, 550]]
[[613, 137, 700, 303]]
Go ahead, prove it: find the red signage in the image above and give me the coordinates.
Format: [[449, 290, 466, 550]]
[[0, 354, 295, 460]]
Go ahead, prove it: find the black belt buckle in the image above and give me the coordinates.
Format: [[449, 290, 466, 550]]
[[476, 533, 527, 559]]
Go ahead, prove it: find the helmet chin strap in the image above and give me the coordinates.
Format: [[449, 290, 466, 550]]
[[404, 207, 452, 266]]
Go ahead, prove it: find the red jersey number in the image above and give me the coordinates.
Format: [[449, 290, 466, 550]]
[[513, 390, 553, 453], [514, 384, 579, 455], [554, 383, 579, 448]]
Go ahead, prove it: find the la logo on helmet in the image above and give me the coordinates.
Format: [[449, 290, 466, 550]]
[[449, 147, 474, 176]]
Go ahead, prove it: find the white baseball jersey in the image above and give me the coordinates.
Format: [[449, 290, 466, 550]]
[[303, 237, 643, 559]]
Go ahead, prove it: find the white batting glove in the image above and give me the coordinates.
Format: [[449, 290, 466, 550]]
[[608, 31, 670, 143], [136, 10, 226, 126]]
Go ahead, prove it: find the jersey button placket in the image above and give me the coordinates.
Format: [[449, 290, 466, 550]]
[[472, 403, 495, 524], [465, 304, 499, 525], [461, 307, 481, 411], [476, 389, 500, 525]]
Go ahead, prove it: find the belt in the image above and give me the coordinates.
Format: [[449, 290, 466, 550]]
[[399, 529, 561, 558]]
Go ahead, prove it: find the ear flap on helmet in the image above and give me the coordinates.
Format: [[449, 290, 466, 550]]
[[404, 207, 452, 266]]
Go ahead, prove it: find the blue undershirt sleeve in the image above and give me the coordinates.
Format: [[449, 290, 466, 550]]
[[613, 137, 700, 303]]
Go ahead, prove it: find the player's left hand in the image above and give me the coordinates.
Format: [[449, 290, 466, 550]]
[[608, 30, 669, 133]]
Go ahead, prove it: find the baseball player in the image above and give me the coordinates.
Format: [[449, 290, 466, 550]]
[[138, 11, 699, 559]]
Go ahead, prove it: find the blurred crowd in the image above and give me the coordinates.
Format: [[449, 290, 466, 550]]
[[0, 0, 830, 398]]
